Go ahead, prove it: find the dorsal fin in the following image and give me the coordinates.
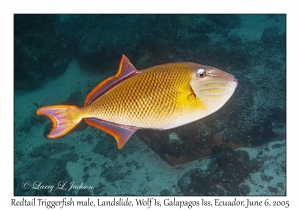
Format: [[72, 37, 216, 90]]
[[84, 54, 139, 106]]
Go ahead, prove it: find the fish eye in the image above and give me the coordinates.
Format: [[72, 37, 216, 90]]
[[196, 69, 206, 78]]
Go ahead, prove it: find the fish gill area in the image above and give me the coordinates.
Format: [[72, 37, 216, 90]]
[[14, 14, 286, 196]]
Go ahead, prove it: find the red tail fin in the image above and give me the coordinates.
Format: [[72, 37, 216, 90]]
[[36, 105, 82, 138]]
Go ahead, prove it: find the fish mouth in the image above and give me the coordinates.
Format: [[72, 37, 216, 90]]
[[233, 77, 238, 86]]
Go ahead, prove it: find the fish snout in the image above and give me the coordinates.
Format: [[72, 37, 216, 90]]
[[233, 77, 238, 87], [190, 66, 238, 107]]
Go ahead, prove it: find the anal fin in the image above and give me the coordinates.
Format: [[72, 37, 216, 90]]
[[85, 118, 138, 149]]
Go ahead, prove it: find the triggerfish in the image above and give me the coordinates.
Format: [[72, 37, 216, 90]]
[[37, 55, 237, 149]]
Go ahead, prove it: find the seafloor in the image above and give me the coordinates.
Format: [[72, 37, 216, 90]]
[[14, 14, 286, 196]]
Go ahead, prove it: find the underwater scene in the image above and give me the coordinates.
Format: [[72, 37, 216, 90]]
[[14, 14, 286, 196]]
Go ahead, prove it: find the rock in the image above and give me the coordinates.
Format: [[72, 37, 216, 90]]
[[267, 186, 279, 194], [15, 158, 73, 195], [61, 152, 79, 163], [125, 160, 140, 169], [64, 90, 83, 105], [272, 143, 284, 149], [93, 138, 118, 157], [78, 189, 91, 196], [14, 15, 73, 90], [81, 134, 94, 144], [187, 15, 241, 36], [120, 146, 140, 157], [93, 183, 106, 195], [43, 122, 52, 138], [139, 186, 150, 195], [178, 145, 252, 195], [100, 167, 126, 183], [74, 15, 141, 73], [18, 113, 46, 133], [248, 120, 276, 146], [90, 162, 97, 168], [30, 143, 68, 158], [160, 189, 170, 196], [261, 26, 280, 44], [276, 182, 284, 190], [260, 174, 274, 182], [239, 184, 250, 195]]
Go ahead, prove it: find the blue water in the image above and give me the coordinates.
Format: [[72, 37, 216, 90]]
[[14, 14, 286, 196]]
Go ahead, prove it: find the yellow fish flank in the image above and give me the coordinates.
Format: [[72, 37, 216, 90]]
[[37, 55, 238, 148]]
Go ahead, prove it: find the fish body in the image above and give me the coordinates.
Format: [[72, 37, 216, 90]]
[[37, 55, 237, 148]]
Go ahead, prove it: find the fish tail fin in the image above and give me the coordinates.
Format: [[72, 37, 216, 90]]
[[36, 105, 82, 138]]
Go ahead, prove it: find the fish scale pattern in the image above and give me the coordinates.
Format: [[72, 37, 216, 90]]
[[86, 64, 194, 129]]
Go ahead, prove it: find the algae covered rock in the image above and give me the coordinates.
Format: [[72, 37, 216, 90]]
[[30, 142, 68, 158], [15, 158, 73, 196], [178, 145, 252, 195], [14, 14, 73, 90]]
